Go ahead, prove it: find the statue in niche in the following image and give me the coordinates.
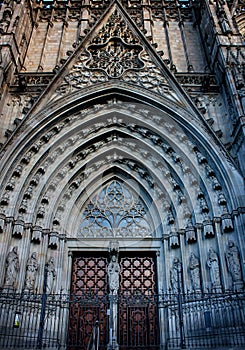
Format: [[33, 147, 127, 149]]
[[216, 0, 232, 35], [207, 248, 222, 292], [189, 253, 201, 293], [225, 241, 244, 289], [45, 257, 56, 294], [4, 246, 20, 287], [170, 258, 182, 294], [0, 10, 11, 33], [218, 11, 232, 35], [195, 95, 207, 114], [108, 254, 120, 294], [24, 252, 39, 291]]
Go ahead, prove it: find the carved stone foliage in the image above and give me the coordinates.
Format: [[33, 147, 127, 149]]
[[0, 97, 233, 239], [60, 50, 177, 102], [79, 180, 152, 238]]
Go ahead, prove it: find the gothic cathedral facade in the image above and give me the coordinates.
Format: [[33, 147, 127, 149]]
[[0, 0, 244, 349]]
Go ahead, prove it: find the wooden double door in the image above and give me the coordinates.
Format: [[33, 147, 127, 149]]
[[68, 252, 160, 350]]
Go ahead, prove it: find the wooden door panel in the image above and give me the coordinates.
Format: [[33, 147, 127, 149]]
[[68, 253, 159, 349]]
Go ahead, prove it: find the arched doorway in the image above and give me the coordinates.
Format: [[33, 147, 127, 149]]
[[67, 180, 161, 350], [68, 252, 159, 350]]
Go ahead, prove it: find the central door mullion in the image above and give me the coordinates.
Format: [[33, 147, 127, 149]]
[[107, 247, 120, 350]]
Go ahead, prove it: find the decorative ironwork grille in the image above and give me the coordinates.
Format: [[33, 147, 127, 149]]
[[0, 291, 244, 349]]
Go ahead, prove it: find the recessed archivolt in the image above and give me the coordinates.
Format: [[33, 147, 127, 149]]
[[0, 125, 219, 214], [0, 131, 233, 242], [0, 101, 236, 238], [0, 130, 231, 219], [48, 144, 231, 238], [0, 93, 234, 182], [50, 151, 176, 236], [0, 99, 227, 181]]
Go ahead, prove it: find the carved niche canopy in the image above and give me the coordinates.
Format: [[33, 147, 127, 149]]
[[79, 180, 152, 238]]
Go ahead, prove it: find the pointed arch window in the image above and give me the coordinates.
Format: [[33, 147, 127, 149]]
[[79, 180, 153, 238]]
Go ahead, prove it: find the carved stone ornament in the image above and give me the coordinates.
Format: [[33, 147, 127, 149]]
[[225, 240, 244, 291], [45, 257, 56, 294], [0, 214, 5, 234], [169, 231, 180, 248], [48, 232, 59, 249], [12, 219, 25, 238], [79, 180, 152, 238], [24, 252, 39, 292], [31, 226, 42, 243], [189, 253, 201, 293], [207, 248, 222, 293], [108, 254, 120, 294], [4, 246, 20, 288], [57, 7, 179, 104], [85, 37, 144, 78], [203, 216, 215, 238], [221, 213, 233, 232], [170, 258, 183, 294], [185, 220, 196, 243]]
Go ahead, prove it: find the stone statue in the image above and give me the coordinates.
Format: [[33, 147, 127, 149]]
[[207, 248, 222, 292], [189, 253, 201, 292], [25, 252, 38, 291], [46, 257, 56, 294], [225, 241, 244, 290], [0, 10, 11, 33], [218, 12, 232, 35], [108, 254, 120, 294], [170, 257, 182, 294], [4, 246, 20, 287]]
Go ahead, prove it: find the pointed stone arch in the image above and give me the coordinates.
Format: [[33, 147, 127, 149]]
[[0, 88, 242, 214]]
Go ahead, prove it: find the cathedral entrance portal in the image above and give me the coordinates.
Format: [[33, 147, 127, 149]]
[[68, 252, 159, 350]]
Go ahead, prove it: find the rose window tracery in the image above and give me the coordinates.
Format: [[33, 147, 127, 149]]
[[85, 38, 144, 78], [79, 180, 152, 238]]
